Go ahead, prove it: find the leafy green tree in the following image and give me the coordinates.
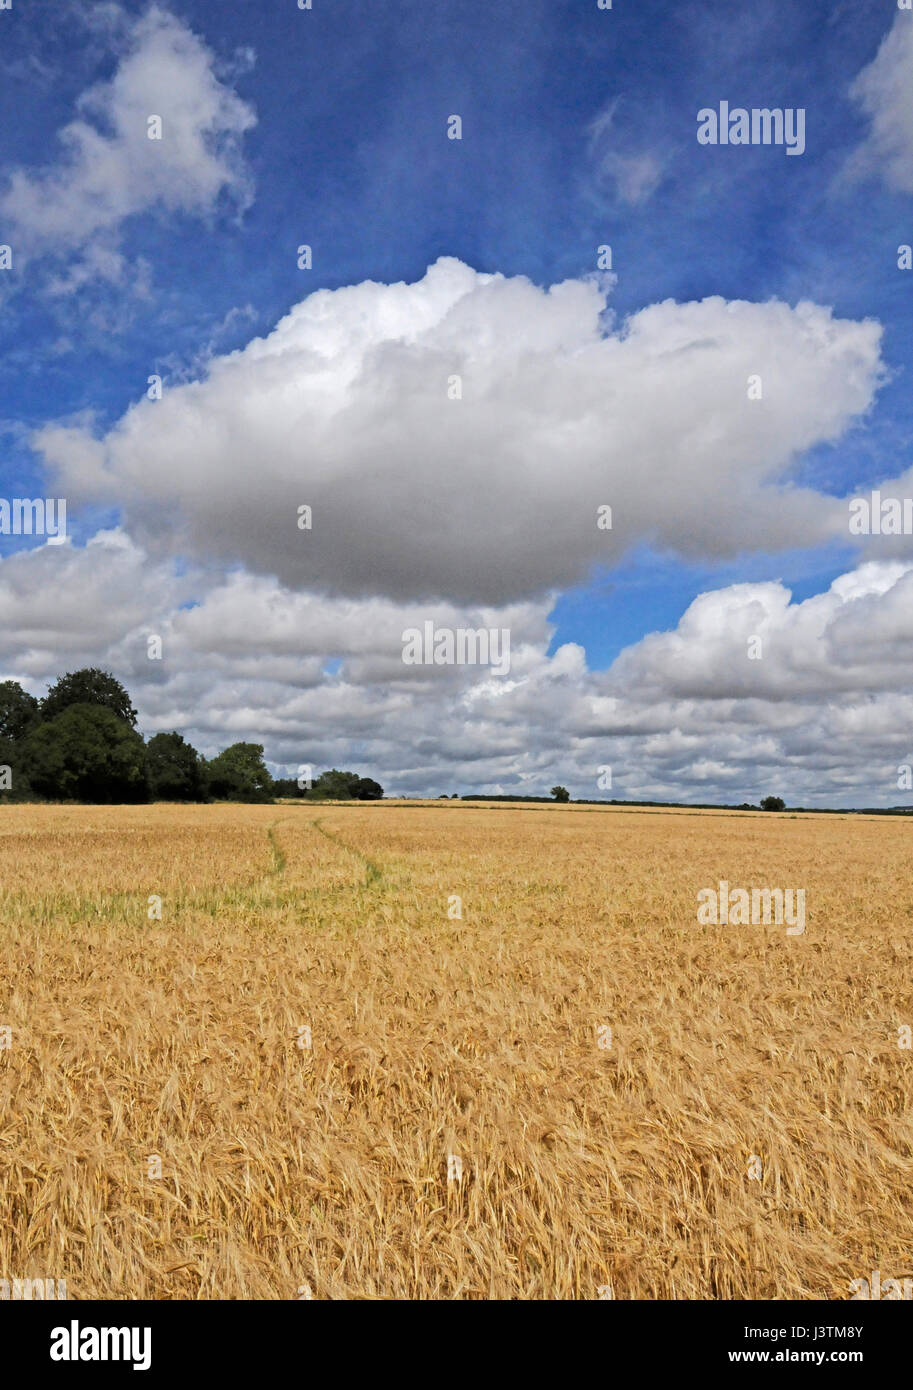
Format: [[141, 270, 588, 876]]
[[352, 776, 383, 800], [146, 731, 205, 801], [760, 795, 786, 811], [314, 769, 358, 799], [205, 743, 274, 802], [23, 705, 148, 803], [0, 680, 39, 741], [309, 769, 384, 800], [551, 785, 570, 803], [0, 734, 32, 800], [41, 668, 138, 727], [271, 777, 301, 798]]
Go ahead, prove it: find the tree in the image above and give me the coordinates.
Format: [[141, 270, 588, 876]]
[[270, 769, 383, 801], [0, 680, 39, 741], [760, 796, 786, 812], [307, 769, 381, 800], [41, 668, 138, 727], [352, 776, 383, 800], [0, 734, 32, 800], [23, 704, 148, 803], [310, 769, 360, 799], [551, 786, 570, 803], [271, 777, 302, 799], [205, 743, 274, 802], [146, 731, 205, 801]]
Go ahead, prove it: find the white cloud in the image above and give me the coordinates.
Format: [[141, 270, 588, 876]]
[[3, 531, 913, 807], [0, 5, 255, 279], [843, 14, 913, 192], [0, 528, 197, 678], [597, 150, 664, 206], [586, 100, 665, 205], [34, 259, 885, 604], [607, 561, 913, 700]]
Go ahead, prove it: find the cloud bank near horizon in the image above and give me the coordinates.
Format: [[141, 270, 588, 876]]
[[2, 527, 911, 807]]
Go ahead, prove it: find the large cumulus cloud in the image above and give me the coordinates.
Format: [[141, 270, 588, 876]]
[[34, 259, 884, 604]]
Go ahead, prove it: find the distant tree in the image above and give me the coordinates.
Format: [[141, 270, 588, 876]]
[[204, 742, 274, 803], [23, 705, 148, 803], [308, 769, 383, 800], [270, 771, 383, 801], [41, 668, 138, 727], [760, 796, 786, 812], [310, 769, 359, 799], [551, 785, 570, 803], [146, 731, 205, 801], [0, 680, 39, 741], [352, 776, 383, 800], [271, 777, 302, 799]]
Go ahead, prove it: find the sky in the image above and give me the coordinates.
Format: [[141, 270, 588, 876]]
[[1, 0, 912, 805]]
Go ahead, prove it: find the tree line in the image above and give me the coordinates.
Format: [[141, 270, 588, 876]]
[[0, 668, 383, 804]]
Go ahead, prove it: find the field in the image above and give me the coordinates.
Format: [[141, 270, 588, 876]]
[[1, 800, 911, 1300]]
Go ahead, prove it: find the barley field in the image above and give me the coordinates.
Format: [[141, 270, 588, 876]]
[[1, 801, 911, 1300]]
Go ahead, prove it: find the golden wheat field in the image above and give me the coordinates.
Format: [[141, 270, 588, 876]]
[[0, 800, 911, 1300]]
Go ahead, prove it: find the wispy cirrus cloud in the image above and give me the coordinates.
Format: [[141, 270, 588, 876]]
[[586, 99, 665, 206], [841, 13, 913, 193]]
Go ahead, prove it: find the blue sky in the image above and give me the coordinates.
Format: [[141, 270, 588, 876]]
[[0, 0, 912, 802]]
